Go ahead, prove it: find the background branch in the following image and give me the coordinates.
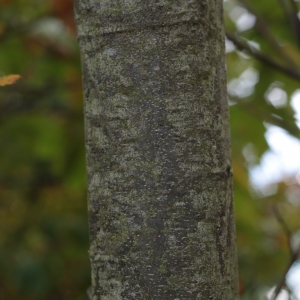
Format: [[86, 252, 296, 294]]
[[277, 0, 300, 47], [226, 32, 300, 81], [238, 0, 298, 67], [271, 205, 300, 300]]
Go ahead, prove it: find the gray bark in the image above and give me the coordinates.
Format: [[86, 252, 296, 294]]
[[74, 0, 239, 299]]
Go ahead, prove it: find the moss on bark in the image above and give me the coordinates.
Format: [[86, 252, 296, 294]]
[[75, 0, 239, 299]]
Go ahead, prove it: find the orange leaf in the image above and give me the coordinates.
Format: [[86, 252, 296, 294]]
[[0, 74, 21, 86]]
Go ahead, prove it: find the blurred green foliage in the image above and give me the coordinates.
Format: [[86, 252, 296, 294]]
[[0, 0, 300, 299], [0, 0, 89, 299], [225, 0, 300, 298]]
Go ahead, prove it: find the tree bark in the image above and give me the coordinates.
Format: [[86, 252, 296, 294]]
[[74, 0, 239, 299]]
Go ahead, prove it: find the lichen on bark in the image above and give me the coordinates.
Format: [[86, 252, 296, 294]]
[[75, 0, 239, 299]]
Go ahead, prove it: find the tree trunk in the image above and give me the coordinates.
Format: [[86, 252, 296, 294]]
[[74, 0, 239, 299]]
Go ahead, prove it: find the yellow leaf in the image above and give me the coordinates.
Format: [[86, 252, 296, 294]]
[[0, 74, 21, 87]]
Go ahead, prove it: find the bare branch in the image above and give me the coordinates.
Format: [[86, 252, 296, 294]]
[[287, 0, 300, 47], [277, 0, 300, 47], [288, 0, 300, 16], [271, 205, 300, 300], [229, 99, 300, 138], [272, 205, 293, 255], [238, 0, 298, 67], [226, 32, 300, 81]]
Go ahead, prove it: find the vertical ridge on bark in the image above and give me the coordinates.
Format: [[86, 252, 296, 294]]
[[75, 0, 239, 299]]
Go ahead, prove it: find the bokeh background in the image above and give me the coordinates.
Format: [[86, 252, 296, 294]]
[[1, 0, 300, 299]]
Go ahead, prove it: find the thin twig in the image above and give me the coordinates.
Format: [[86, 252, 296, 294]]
[[277, 0, 300, 47], [238, 0, 298, 67], [271, 245, 300, 300], [226, 32, 300, 81], [287, 0, 300, 47], [271, 205, 300, 300], [272, 205, 293, 255], [230, 100, 300, 138], [288, 0, 299, 15]]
